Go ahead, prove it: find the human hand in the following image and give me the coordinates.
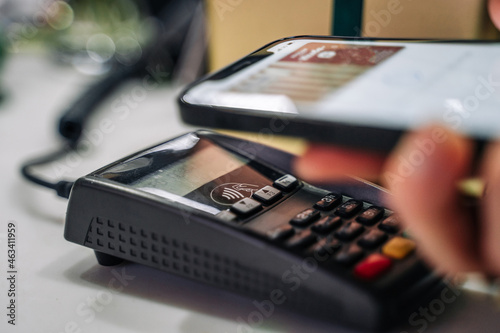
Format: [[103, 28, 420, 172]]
[[295, 126, 500, 277]]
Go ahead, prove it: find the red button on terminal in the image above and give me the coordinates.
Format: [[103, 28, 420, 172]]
[[354, 254, 392, 280]]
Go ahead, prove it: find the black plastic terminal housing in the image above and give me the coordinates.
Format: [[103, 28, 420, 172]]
[[64, 130, 443, 330]]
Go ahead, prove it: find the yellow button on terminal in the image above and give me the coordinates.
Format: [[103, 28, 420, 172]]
[[382, 237, 416, 259]]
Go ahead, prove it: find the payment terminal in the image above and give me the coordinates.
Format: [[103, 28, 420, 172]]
[[64, 130, 444, 330]]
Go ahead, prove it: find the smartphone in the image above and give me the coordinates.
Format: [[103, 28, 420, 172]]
[[178, 36, 500, 152], [64, 130, 443, 331]]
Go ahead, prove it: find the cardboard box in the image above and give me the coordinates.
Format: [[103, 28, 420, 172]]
[[361, 0, 498, 39], [206, 0, 332, 71], [206, 0, 498, 71]]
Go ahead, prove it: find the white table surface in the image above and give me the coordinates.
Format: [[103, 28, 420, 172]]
[[1, 53, 499, 333]]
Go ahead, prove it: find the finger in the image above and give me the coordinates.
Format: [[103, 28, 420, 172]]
[[489, 0, 500, 30], [383, 125, 481, 274], [293, 144, 386, 182], [481, 141, 500, 276]]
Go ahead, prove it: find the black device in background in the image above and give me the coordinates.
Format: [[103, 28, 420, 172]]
[[22, 0, 205, 197], [59, 0, 205, 143], [64, 130, 444, 331]]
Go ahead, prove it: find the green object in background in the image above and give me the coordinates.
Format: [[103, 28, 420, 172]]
[[332, 0, 364, 37]]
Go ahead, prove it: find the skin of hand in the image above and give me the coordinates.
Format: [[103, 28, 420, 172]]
[[293, 1, 500, 277]]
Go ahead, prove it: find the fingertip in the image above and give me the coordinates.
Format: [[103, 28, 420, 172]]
[[293, 144, 386, 182], [293, 145, 334, 182]]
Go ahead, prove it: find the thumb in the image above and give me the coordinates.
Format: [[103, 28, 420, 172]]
[[382, 125, 479, 274]]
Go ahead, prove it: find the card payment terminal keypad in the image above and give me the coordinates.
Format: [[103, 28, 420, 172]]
[[218, 174, 416, 282]]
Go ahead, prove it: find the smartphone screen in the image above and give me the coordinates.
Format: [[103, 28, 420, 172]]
[[183, 38, 500, 140]]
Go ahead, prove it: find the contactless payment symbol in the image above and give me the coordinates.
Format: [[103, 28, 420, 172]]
[[210, 183, 259, 205]]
